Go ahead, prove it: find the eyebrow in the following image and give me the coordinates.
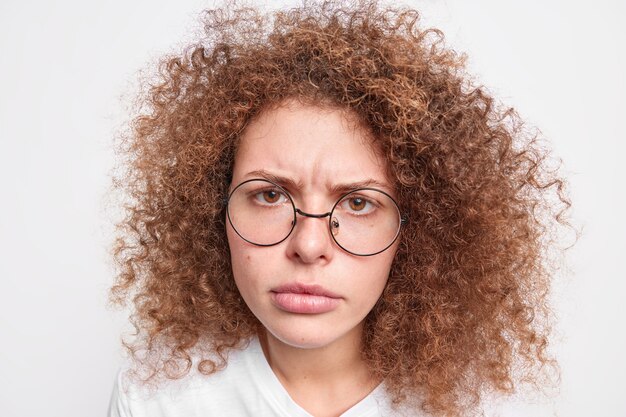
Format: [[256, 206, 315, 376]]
[[244, 169, 393, 194], [245, 170, 304, 191]]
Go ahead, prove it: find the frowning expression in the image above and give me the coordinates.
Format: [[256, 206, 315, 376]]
[[226, 101, 399, 349]]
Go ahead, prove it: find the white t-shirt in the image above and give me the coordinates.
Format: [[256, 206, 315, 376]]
[[108, 337, 413, 417]]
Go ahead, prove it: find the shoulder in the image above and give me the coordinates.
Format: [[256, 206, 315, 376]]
[[108, 338, 264, 417]]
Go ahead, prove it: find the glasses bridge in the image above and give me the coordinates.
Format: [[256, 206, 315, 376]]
[[295, 208, 332, 219]]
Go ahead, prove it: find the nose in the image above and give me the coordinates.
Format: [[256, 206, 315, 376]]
[[285, 210, 334, 264]]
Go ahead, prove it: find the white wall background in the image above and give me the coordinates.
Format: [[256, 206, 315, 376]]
[[0, 0, 623, 416]]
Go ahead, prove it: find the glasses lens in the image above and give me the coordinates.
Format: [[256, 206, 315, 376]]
[[330, 189, 402, 256], [227, 179, 295, 245]]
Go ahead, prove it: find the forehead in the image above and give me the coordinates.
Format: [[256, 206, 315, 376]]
[[232, 102, 391, 192]]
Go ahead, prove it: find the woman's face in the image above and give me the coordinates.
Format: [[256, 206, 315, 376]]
[[226, 101, 398, 349]]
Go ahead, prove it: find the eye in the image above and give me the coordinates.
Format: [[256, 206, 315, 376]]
[[253, 188, 288, 205], [349, 197, 366, 211], [339, 195, 375, 214], [262, 190, 280, 203]]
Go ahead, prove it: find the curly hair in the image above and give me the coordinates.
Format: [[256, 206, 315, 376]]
[[110, 1, 570, 415]]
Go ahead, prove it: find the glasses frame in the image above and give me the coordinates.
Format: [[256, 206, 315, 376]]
[[226, 178, 407, 256]]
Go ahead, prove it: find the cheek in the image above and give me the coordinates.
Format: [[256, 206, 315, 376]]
[[368, 264, 392, 297], [226, 221, 250, 260], [363, 246, 397, 293], [345, 250, 396, 298], [226, 224, 251, 286], [227, 224, 273, 295]]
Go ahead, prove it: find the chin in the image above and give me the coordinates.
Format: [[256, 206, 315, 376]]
[[262, 317, 361, 350], [269, 332, 340, 350]]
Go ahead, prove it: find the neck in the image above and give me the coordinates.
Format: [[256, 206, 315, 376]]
[[259, 323, 379, 416]]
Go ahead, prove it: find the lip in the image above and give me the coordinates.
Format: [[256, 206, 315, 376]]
[[270, 283, 341, 314]]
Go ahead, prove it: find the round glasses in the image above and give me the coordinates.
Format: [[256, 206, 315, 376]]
[[226, 179, 406, 256]]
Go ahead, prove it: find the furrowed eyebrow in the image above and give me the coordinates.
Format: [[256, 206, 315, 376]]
[[328, 179, 392, 195], [245, 169, 393, 195], [245, 170, 304, 191]]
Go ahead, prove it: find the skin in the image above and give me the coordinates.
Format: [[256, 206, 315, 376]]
[[226, 101, 399, 416]]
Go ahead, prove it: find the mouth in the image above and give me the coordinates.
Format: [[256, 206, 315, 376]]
[[270, 283, 341, 314]]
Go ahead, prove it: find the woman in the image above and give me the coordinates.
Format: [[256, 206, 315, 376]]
[[108, 1, 569, 416]]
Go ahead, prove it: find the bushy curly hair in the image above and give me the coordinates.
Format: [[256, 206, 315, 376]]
[[110, 1, 570, 415]]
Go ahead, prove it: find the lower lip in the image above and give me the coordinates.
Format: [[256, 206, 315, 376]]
[[270, 292, 341, 314]]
